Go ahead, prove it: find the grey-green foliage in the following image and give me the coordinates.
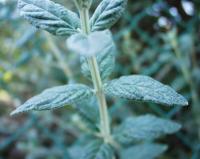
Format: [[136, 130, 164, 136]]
[[76, 98, 99, 130], [67, 30, 114, 57], [104, 75, 188, 106], [80, 30, 116, 81], [120, 143, 167, 159], [69, 145, 85, 159], [90, 0, 127, 31], [76, 98, 99, 124], [18, 0, 80, 36], [11, 84, 93, 115], [114, 114, 181, 144], [81, 140, 114, 159], [12, 0, 189, 158]]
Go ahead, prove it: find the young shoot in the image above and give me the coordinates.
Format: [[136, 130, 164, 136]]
[[11, 0, 188, 158]]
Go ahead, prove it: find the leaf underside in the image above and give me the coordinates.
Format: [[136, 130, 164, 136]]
[[11, 84, 93, 115], [104, 75, 188, 106], [18, 0, 80, 36], [114, 114, 181, 144]]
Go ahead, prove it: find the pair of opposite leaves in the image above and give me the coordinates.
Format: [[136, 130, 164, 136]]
[[18, 0, 127, 36], [18, 0, 126, 56], [11, 0, 126, 115], [11, 0, 188, 115]]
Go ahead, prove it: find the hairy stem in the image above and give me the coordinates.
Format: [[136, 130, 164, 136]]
[[79, 7, 111, 141]]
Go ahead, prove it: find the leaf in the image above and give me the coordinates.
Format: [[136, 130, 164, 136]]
[[69, 145, 85, 159], [104, 75, 188, 106], [67, 30, 115, 57], [11, 84, 93, 115], [18, 0, 80, 36], [76, 99, 99, 124], [90, 0, 127, 31], [75, 98, 99, 130], [114, 114, 181, 144], [120, 143, 167, 159], [79, 30, 116, 81], [81, 140, 114, 159]]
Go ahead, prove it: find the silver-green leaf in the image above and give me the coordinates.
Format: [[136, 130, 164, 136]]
[[18, 0, 80, 36], [114, 114, 181, 144], [11, 84, 93, 115], [75, 98, 99, 130], [90, 0, 127, 31], [67, 30, 114, 57], [120, 143, 167, 159], [79, 30, 116, 81], [81, 140, 114, 159], [104, 75, 188, 106]]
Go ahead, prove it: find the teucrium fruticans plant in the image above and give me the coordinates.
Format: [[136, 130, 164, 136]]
[[11, 0, 188, 158]]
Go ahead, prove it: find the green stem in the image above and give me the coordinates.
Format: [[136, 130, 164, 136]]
[[79, 8, 111, 141]]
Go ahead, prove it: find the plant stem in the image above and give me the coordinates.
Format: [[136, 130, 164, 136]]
[[79, 7, 111, 142]]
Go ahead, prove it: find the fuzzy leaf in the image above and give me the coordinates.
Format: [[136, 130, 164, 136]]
[[120, 143, 167, 159], [81, 140, 114, 159], [75, 98, 99, 130], [114, 114, 181, 144], [79, 30, 116, 81], [90, 0, 127, 31], [18, 0, 80, 36], [104, 75, 188, 106], [11, 84, 93, 115], [67, 30, 113, 57]]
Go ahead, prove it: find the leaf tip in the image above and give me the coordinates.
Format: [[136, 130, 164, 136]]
[[10, 105, 27, 116], [161, 144, 168, 152], [175, 123, 182, 132], [179, 96, 189, 106], [184, 100, 189, 106], [10, 109, 19, 116]]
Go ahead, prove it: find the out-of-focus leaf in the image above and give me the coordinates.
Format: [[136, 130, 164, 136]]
[[69, 146, 85, 159], [18, 0, 80, 36], [16, 26, 37, 47], [81, 140, 114, 159], [120, 143, 167, 159], [114, 114, 181, 144], [75, 98, 99, 130], [79, 30, 116, 81], [67, 30, 114, 57], [104, 75, 188, 106], [11, 84, 93, 115], [90, 0, 127, 31]]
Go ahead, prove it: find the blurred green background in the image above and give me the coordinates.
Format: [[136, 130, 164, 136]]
[[0, 0, 200, 158]]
